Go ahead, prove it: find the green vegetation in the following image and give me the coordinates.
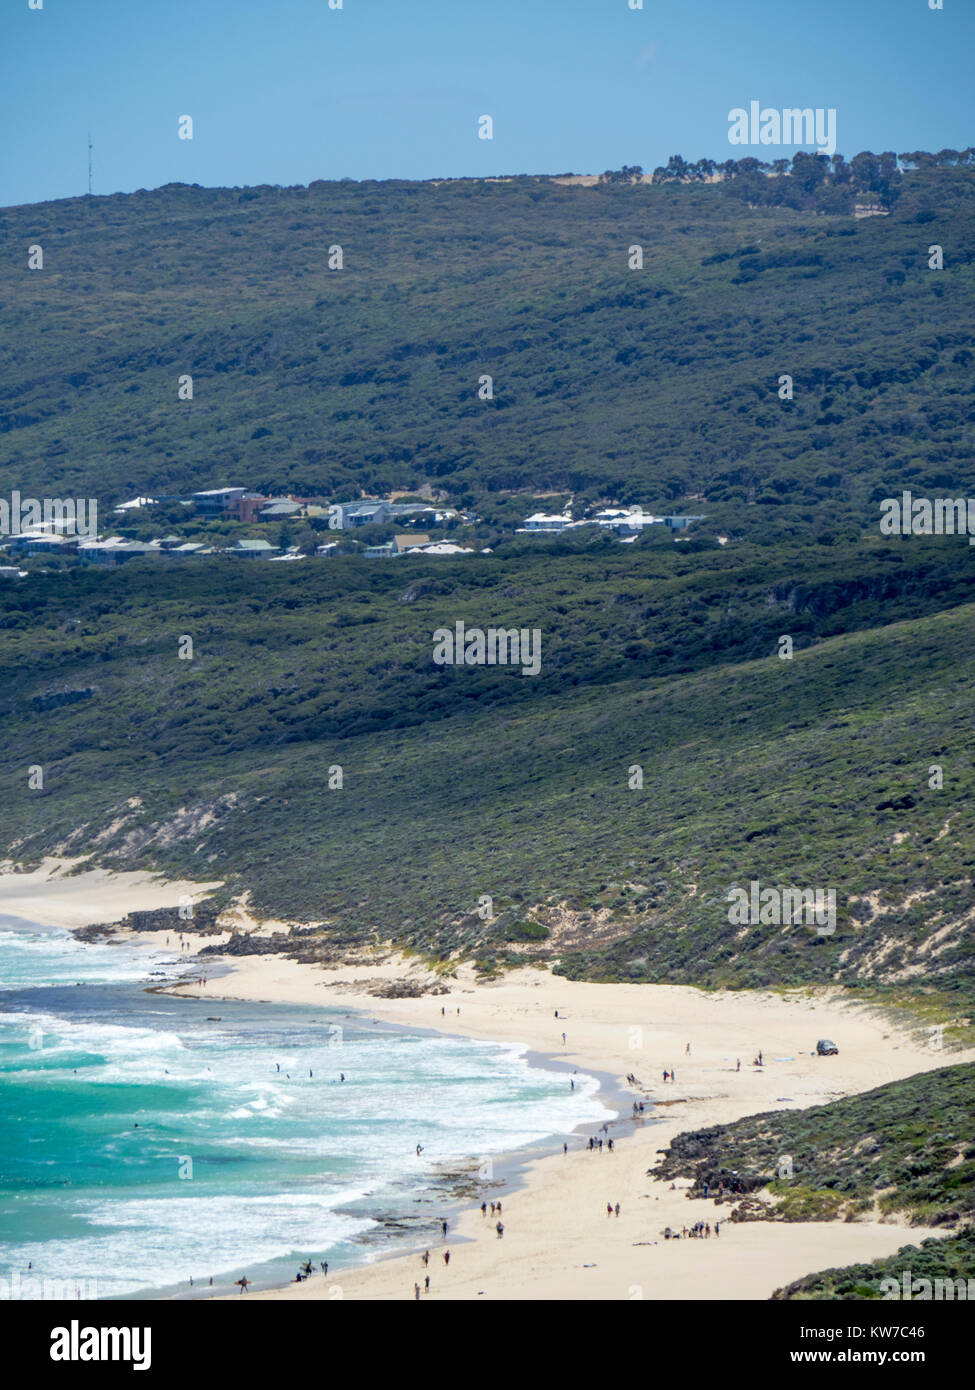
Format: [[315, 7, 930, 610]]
[[1, 162, 973, 538], [3, 159, 973, 1301], [656, 1063, 975, 1227], [1, 536, 974, 1003], [1, 160, 974, 1009], [773, 1229, 975, 1300]]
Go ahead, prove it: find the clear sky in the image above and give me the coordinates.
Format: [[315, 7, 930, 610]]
[[1, 0, 972, 207]]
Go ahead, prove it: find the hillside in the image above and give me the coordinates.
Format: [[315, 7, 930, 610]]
[[1, 163, 974, 537], [656, 1062, 975, 1227], [773, 1229, 975, 1300], [2, 162, 975, 1021], [2, 536, 974, 1013]]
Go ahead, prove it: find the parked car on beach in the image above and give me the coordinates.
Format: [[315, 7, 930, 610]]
[[816, 1039, 839, 1055]]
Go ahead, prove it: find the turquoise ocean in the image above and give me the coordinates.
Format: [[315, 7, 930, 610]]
[[0, 917, 611, 1299]]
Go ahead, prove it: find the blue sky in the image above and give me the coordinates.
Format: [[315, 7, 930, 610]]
[[1, 0, 972, 207]]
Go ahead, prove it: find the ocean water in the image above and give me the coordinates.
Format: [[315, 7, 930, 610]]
[[0, 918, 612, 1299]]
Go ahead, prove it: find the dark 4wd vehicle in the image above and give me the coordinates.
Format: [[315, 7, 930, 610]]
[[816, 1039, 839, 1055]]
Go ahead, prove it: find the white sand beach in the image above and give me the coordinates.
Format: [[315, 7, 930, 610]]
[[0, 857, 221, 929], [163, 950, 973, 1301], [4, 858, 966, 1301]]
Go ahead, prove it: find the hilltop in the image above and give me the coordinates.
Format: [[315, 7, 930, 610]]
[[1, 157, 974, 1021], [1, 158, 974, 542]]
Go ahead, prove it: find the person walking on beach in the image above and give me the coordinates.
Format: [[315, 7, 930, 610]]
[[481, 1202, 487, 1216], [422, 1250, 429, 1266], [414, 1282, 421, 1300], [236, 1276, 249, 1294], [685, 1043, 690, 1055], [563, 1142, 568, 1155], [608, 1139, 614, 1151], [736, 1058, 740, 1072], [496, 1221, 504, 1238], [570, 1079, 574, 1091], [425, 1275, 430, 1292], [441, 1219, 448, 1237], [598, 1139, 603, 1152], [715, 1222, 720, 1237], [662, 1069, 668, 1082], [561, 1032, 566, 1045], [607, 1203, 613, 1217], [615, 1203, 620, 1217], [496, 1201, 502, 1214], [443, 1250, 450, 1266]]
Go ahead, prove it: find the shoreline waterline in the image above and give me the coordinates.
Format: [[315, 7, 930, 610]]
[[165, 951, 975, 1301], [1, 917, 616, 1301], [3, 859, 974, 1301]]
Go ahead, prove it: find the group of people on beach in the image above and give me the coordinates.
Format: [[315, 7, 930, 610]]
[[233, 1256, 329, 1293], [586, 1134, 614, 1151], [413, 1216, 468, 1297], [665, 1221, 719, 1240], [292, 1259, 329, 1283]]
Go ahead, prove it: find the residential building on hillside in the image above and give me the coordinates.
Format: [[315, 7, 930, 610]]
[[192, 487, 248, 517], [392, 533, 431, 554], [77, 540, 159, 566], [3, 532, 79, 557], [229, 538, 278, 558], [329, 500, 392, 529], [259, 498, 303, 520], [521, 513, 573, 533]]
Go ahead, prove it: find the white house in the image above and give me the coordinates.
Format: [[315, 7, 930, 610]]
[[520, 513, 573, 533]]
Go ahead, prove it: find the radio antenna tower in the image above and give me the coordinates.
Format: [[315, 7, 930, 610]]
[[88, 132, 93, 198]]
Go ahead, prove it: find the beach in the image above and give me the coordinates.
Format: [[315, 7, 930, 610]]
[[3, 860, 969, 1301], [0, 858, 221, 930], [166, 949, 974, 1301]]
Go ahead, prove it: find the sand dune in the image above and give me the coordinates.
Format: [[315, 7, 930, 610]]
[[0, 857, 221, 929]]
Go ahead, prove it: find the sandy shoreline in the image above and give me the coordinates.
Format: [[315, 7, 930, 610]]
[[163, 950, 975, 1301], [4, 861, 971, 1301], [0, 857, 221, 929]]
